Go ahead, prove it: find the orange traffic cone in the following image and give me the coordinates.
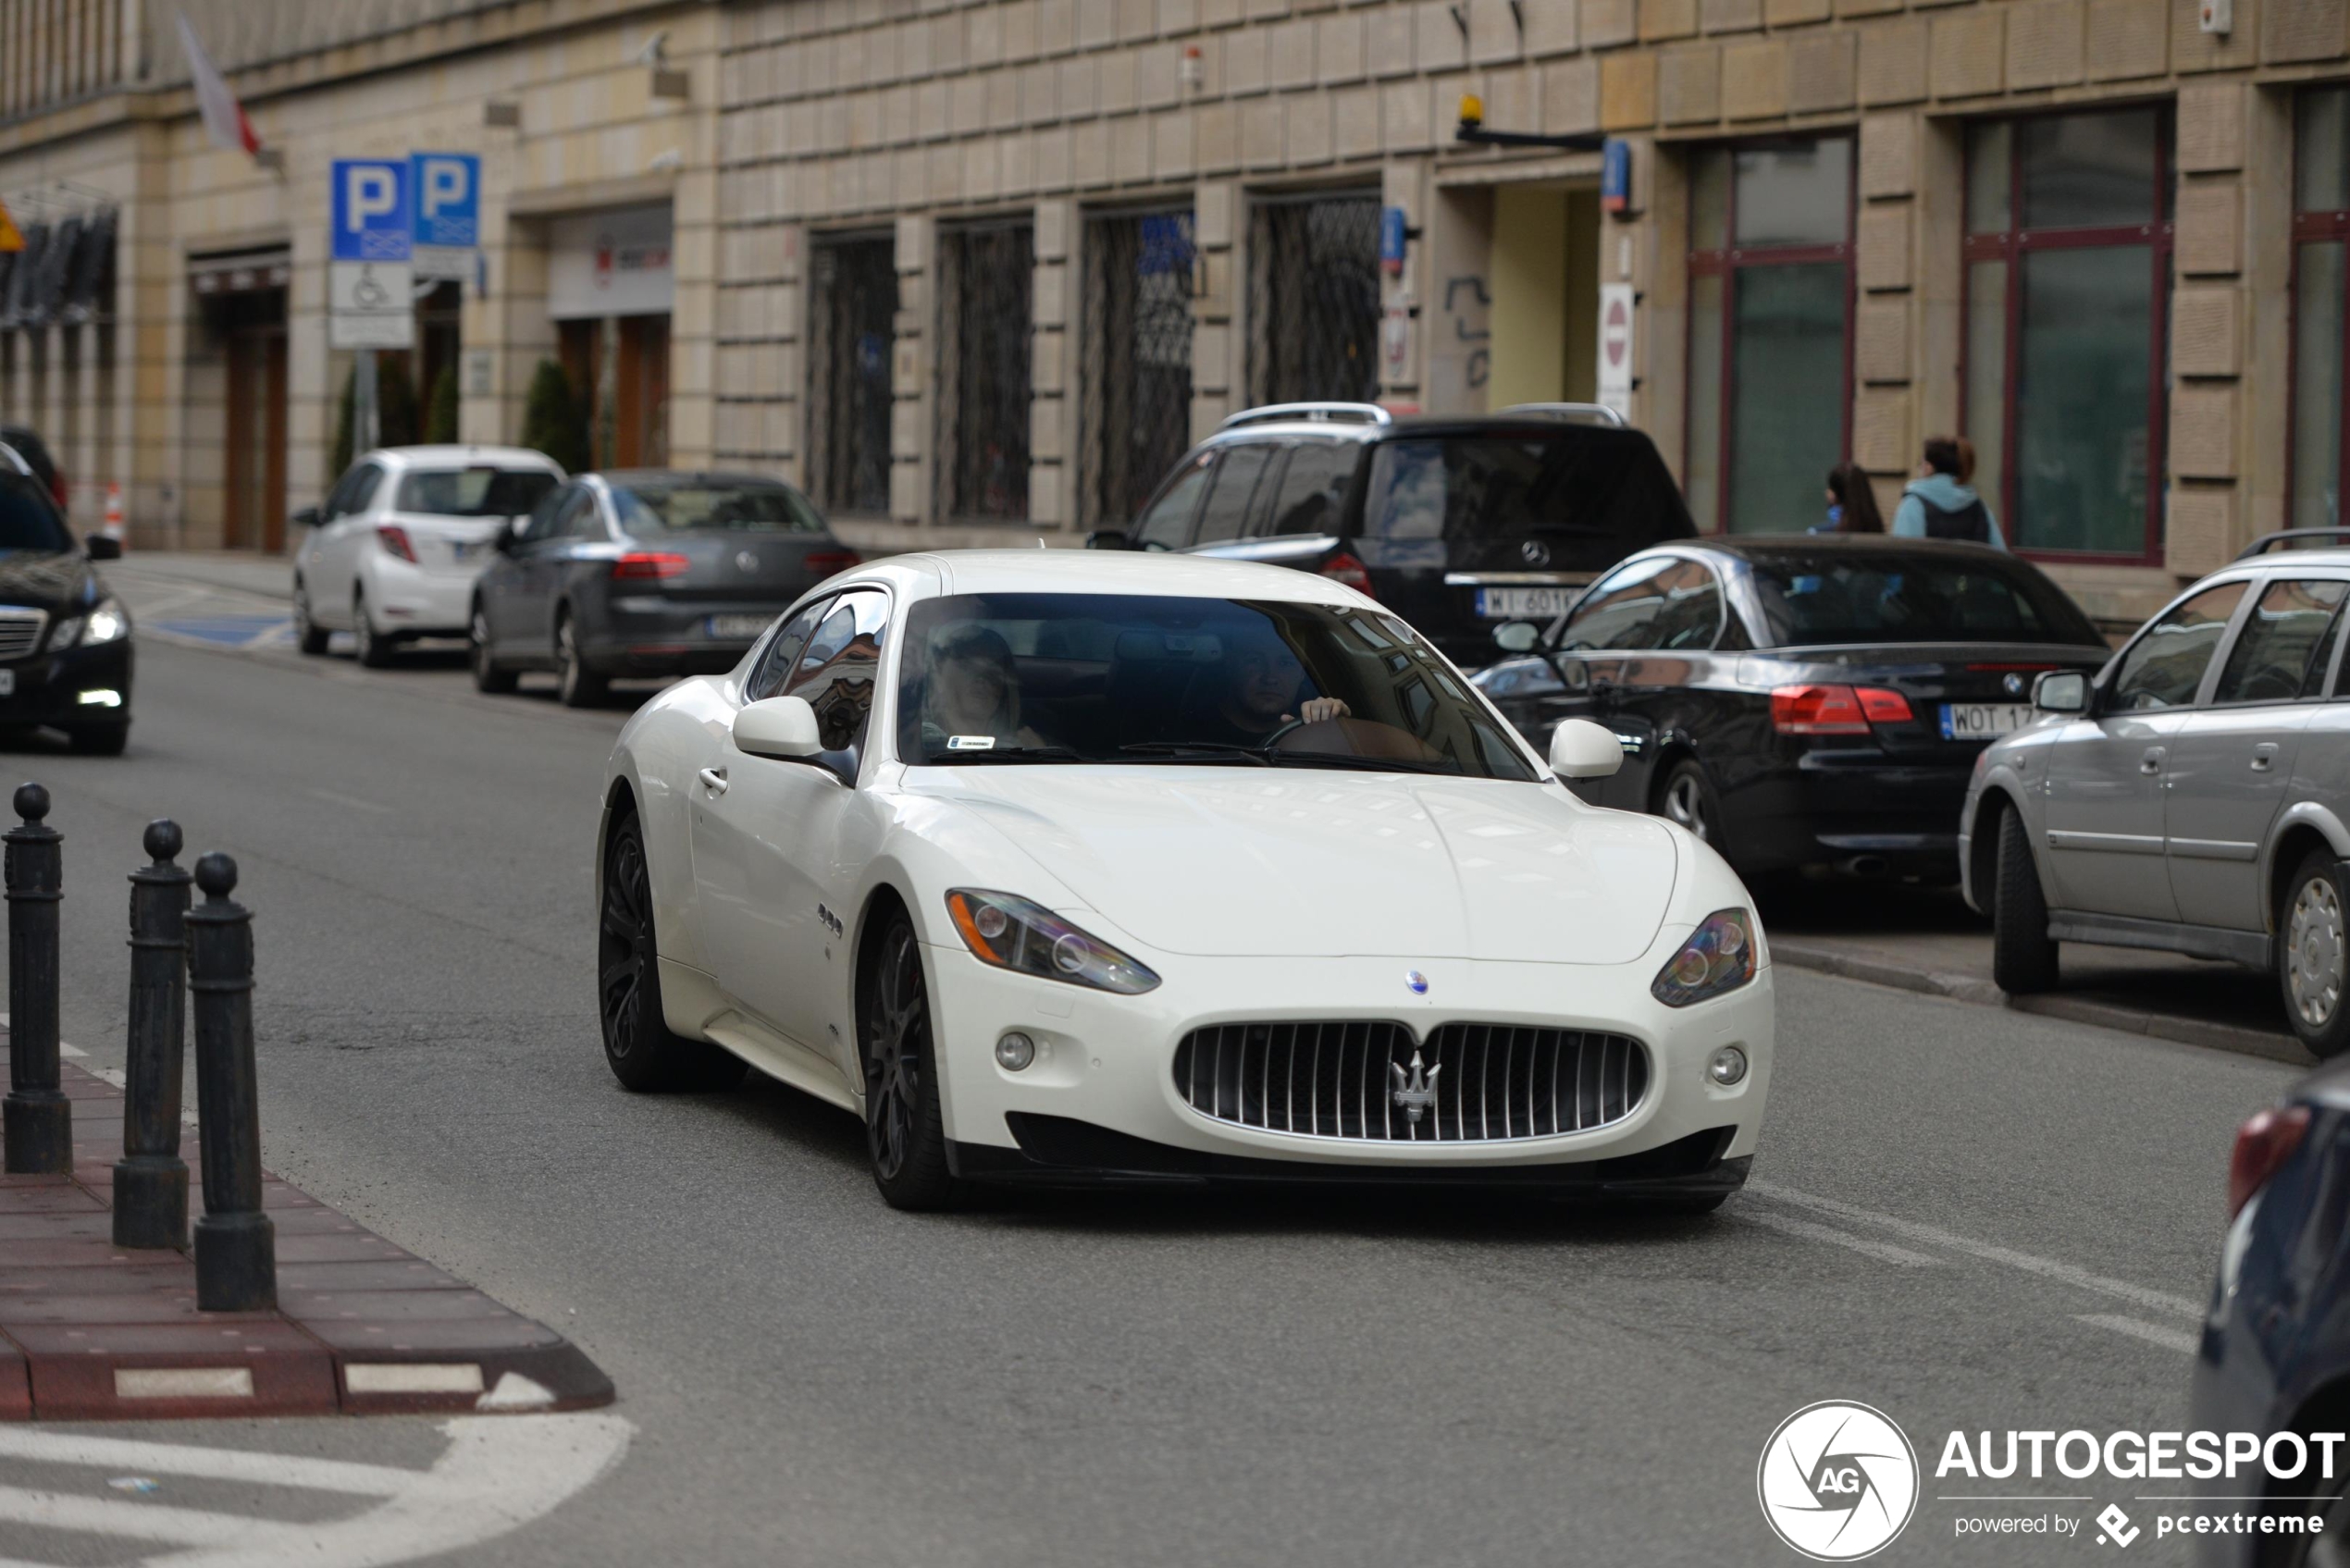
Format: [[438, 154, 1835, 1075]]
[[102, 483, 125, 549]]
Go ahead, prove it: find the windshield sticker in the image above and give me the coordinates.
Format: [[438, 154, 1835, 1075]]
[[945, 735, 996, 751]]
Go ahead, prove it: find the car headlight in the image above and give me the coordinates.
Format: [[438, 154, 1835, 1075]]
[[1651, 908, 1757, 1007], [945, 889, 1161, 994], [49, 599, 127, 652]]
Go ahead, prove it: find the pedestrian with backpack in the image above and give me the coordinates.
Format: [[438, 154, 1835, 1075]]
[[1890, 437, 2007, 549]]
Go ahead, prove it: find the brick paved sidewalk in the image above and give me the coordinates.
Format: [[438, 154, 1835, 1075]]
[[0, 1042, 612, 1422]]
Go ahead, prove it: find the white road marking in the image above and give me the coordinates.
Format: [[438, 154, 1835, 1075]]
[[1748, 1179, 2202, 1320], [0, 1413, 631, 1568], [1741, 1209, 1948, 1266], [306, 787, 392, 815], [0, 1429, 413, 1495], [2078, 1313, 2201, 1354]]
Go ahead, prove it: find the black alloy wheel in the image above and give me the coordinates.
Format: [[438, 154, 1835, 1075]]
[[352, 591, 396, 669], [2282, 848, 2350, 1059], [470, 603, 517, 694], [556, 611, 607, 709], [598, 814, 745, 1093], [860, 914, 961, 1210], [1992, 806, 2059, 994], [292, 580, 330, 656]]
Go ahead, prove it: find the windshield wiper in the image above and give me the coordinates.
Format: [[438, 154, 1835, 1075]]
[[923, 746, 1087, 764], [1116, 742, 1271, 766]]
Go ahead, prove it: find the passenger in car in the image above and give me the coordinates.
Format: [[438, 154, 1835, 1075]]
[[916, 623, 1051, 752]]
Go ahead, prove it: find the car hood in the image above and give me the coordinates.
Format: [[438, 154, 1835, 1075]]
[[0, 551, 102, 612], [915, 768, 1677, 963]]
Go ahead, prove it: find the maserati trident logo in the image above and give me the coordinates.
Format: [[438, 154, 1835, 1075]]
[[735, 549, 761, 574], [1390, 1050, 1441, 1124], [1519, 538, 1552, 567], [1404, 969, 1429, 994]]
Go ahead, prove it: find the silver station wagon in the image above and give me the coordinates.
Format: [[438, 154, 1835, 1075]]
[[1960, 537, 2350, 1056]]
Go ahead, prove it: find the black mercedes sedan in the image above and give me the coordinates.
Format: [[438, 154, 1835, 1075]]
[[0, 440, 129, 753], [468, 471, 859, 707], [1472, 537, 2109, 883]]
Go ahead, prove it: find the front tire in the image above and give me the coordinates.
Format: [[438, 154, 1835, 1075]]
[[555, 611, 607, 709], [352, 592, 396, 669], [292, 581, 330, 656], [860, 913, 963, 1211], [1992, 806, 2059, 994], [598, 813, 747, 1093], [2281, 849, 2350, 1059], [469, 604, 517, 694]]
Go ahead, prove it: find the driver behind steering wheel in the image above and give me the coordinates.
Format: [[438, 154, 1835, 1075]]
[[1187, 628, 1350, 747]]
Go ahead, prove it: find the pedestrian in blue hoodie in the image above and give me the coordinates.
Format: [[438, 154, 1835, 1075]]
[[1890, 437, 2007, 549]]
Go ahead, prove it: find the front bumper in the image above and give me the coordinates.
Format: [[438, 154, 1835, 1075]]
[[0, 637, 132, 727], [921, 942, 1774, 1184]]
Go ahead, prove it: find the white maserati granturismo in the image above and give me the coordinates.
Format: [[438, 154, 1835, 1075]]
[[598, 550, 1773, 1211]]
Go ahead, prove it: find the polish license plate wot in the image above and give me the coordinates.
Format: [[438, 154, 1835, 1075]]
[[1939, 702, 2034, 740], [1475, 587, 1577, 620], [707, 614, 772, 640]]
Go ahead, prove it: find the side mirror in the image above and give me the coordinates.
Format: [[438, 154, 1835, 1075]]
[[290, 506, 321, 531], [2033, 669, 2090, 716], [1492, 621, 1540, 654], [493, 520, 520, 554], [1084, 528, 1131, 550], [84, 535, 121, 561], [734, 695, 823, 760], [1548, 717, 1623, 780]]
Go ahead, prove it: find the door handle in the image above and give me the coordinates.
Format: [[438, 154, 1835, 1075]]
[[697, 767, 728, 796], [2252, 744, 2279, 772], [2139, 749, 2164, 775]]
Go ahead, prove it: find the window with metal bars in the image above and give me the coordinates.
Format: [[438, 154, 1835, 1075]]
[[806, 232, 897, 518], [2294, 88, 2350, 537], [1079, 208, 1195, 528], [934, 221, 1033, 523], [1246, 192, 1380, 407]]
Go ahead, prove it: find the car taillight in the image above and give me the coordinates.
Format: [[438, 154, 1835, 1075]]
[[49, 469, 68, 511], [804, 550, 860, 574], [1771, 683, 1913, 734], [2229, 1104, 2312, 1219], [612, 551, 689, 579], [375, 525, 416, 563], [1319, 551, 1375, 597]]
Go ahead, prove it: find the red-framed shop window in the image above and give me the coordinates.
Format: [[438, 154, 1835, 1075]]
[[1960, 108, 2173, 563], [2292, 87, 2350, 536], [1684, 137, 1855, 536]]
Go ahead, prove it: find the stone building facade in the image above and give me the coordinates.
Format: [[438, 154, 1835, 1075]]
[[6, 0, 2350, 623]]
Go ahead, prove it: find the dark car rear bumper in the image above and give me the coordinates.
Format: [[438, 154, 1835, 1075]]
[[1722, 748, 1978, 878], [582, 598, 785, 676], [0, 639, 132, 729]]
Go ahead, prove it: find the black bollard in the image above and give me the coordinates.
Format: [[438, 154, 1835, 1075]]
[[2, 784, 68, 1175], [188, 852, 273, 1312], [113, 821, 192, 1248]]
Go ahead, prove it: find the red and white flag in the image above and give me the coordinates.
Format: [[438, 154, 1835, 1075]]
[[177, 13, 261, 158]]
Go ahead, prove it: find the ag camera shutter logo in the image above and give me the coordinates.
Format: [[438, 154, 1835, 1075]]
[[1758, 1401, 1920, 1561]]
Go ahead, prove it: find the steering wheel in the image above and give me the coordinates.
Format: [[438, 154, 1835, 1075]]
[[1261, 717, 1308, 750]]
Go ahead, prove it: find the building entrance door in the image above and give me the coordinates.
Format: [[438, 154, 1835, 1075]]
[[224, 321, 287, 552]]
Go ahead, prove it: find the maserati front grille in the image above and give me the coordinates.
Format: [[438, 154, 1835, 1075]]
[[1171, 1020, 1650, 1143]]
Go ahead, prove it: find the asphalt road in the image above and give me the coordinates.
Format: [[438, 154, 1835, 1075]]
[[0, 567, 2306, 1566]]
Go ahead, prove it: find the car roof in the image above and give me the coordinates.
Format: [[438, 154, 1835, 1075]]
[[363, 445, 562, 471], [835, 548, 1379, 607], [1202, 411, 1645, 447], [586, 469, 797, 488], [1663, 535, 2052, 567], [0, 442, 31, 479]]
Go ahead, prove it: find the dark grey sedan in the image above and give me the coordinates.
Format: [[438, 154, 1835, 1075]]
[[468, 471, 860, 706]]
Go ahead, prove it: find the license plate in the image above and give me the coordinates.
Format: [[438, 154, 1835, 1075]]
[[1939, 702, 2035, 740], [707, 614, 772, 640], [450, 540, 482, 561], [1475, 587, 1577, 620], [0, 670, 17, 698]]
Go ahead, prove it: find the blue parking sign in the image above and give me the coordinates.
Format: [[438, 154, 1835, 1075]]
[[410, 153, 479, 249], [331, 160, 410, 263]]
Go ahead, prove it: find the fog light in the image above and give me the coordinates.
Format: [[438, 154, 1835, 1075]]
[[76, 689, 121, 708], [1707, 1045, 1749, 1087], [995, 1031, 1036, 1071]]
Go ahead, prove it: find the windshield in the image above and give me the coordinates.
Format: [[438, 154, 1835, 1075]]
[[612, 481, 825, 533], [897, 593, 1538, 780], [1361, 429, 1694, 559], [0, 474, 72, 553], [393, 467, 559, 519], [1746, 552, 2104, 647]]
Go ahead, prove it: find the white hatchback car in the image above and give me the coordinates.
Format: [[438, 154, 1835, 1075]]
[[292, 446, 564, 667], [599, 550, 1773, 1211]]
